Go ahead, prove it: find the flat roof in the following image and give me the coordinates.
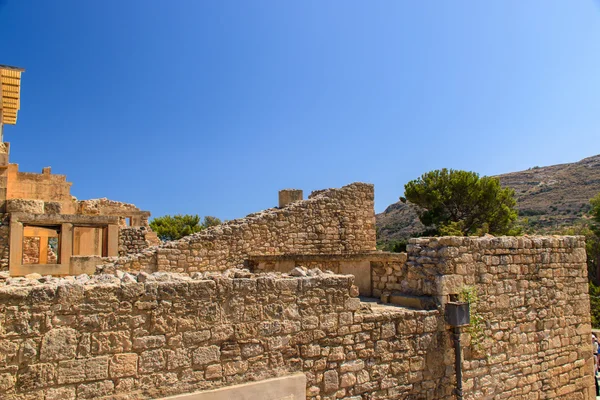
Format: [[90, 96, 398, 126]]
[[0, 64, 25, 125]]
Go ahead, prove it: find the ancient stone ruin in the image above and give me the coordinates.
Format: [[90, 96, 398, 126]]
[[0, 64, 596, 399]]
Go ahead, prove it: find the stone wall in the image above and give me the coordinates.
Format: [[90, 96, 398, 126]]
[[78, 198, 151, 227], [119, 227, 160, 257], [21, 237, 40, 264], [0, 271, 446, 400], [103, 183, 377, 274], [0, 235, 594, 400], [249, 252, 406, 298], [6, 165, 73, 205], [410, 236, 594, 398]]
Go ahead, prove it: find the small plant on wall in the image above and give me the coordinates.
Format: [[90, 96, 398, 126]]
[[458, 285, 485, 351]]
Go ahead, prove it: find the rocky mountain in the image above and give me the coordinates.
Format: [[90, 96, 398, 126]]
[[376, 154, 600, 245]]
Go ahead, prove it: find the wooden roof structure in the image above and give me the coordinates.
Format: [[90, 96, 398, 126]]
[[0, 65, 25, 125]]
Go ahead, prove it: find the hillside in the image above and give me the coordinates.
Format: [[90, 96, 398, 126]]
[[376, 154, 600, 245]]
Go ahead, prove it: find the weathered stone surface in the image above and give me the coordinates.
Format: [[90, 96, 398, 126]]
[[91, 331, 132, 354], [119, 227, 157, 257], [138, 349, 165, 374], [102, 183, 377, 274], [324, 370, 339, 393], [193, 346, 221, 366], [109, 353, 138, 378], [204, 364, 223, 380], [45, 386, 76, 400], [6, 199, 45, 214], [0, 235, 593, 400], [17, 363, 55, 390], [40, 328, 78, 362], [76, 380, 114, 399]]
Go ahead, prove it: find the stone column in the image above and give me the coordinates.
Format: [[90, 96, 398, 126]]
[[60, 223, 73, 267], [8, 219, 22, 275], [107, 224, 119, 257]]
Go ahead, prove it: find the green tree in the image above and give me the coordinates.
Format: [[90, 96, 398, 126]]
[[590, 195, 600, 328], [150, 214, 221, 242], [202, 216, 222, 228], [404, 169, 518, 236], [588, 194, 600, 285], [558, 195, 600, 327], [591, 193, 600, 234], [589, 282, 600, 328]]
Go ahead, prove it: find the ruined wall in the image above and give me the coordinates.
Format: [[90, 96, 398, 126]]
[[119, 227, 159, 256], [0, 271, 445, 400], [249, 252, 406, 298], [407, 236, 594, 399], [6, 165, 75, 213], [105, 183, 377, 274], [78, 198, 150, 227], [0, 235, 593, 400]]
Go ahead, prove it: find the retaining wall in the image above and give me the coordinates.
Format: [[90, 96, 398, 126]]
[[0, 235, 594, 400], [104, 183, 376, 274]]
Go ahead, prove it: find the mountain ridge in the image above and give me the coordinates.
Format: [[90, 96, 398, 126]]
[[376, 154, 600, 245]]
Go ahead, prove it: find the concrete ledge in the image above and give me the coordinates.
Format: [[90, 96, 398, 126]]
[[159, 373, 306, 400]]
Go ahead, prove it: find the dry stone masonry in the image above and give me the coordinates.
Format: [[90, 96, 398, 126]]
[[0, 269, 446, 400], [407, 235, 594, 398], [102, 183, 377, 274], [0, 234, 594, 399], [119, 227, 160, 257]]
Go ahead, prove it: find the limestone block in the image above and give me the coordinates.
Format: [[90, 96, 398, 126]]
[[40, 328, 78, 362], [76, 380, 115, 399], [85, 356, 109, 380], [45, 386, 76, 400], [240, 343, 264, 358], [205, 364, 223, 380], [340, 372, 357, 388], [139, 349, 166, 374], [6, 199, 45, 214], [183, 330, 211, 346], [223, 360, 248, 376], [57, 359, 86, 384], [0, 371, 16, 391], [109, 353, 138, 378], [133, 335, 166, 350], [324, 370, 339, 393], [44, 201, 62, 214], [167, 348, 192, 370], [193, 346, 221, 366], [91, 331, 132, 354], [435, 274, 465, 296], [17, 363, 56, 391]]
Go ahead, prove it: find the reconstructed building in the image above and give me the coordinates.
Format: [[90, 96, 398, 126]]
[[0, 65, 158, 277]]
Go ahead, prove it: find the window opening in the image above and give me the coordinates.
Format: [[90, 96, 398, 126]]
[[22, 225, 61, 264]]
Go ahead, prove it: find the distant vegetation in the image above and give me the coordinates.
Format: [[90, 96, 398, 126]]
[[403, 169, 519, 236], [376, 156, 600, 327], [377, 154, 600, 245], [150, 214, 222, 241], [587, 194, 600, 327]]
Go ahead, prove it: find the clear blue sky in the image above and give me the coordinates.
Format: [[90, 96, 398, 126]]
[[1, 1, 599, 220]]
